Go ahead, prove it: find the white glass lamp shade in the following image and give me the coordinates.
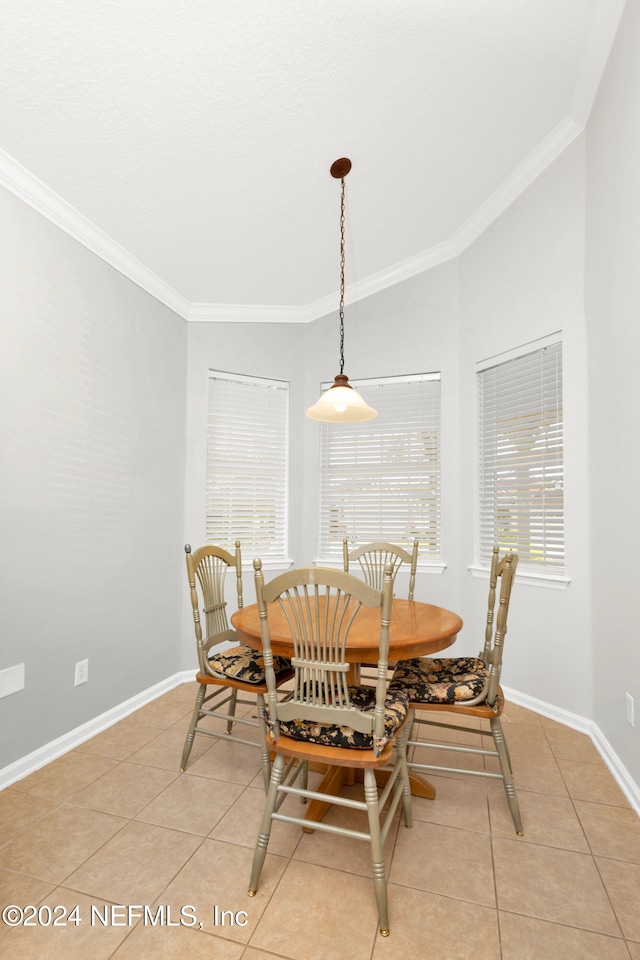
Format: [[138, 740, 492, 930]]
[[306, 374, 378, 423]]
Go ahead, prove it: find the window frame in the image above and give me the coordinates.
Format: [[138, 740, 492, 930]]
[[472, 333, 569, 589], [315, 372, 444, 570], [206, 370, 290, 565]]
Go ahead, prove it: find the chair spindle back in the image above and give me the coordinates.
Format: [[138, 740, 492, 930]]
[[254, 562, 394, 744], [185, 541, 243, 674], [482, 545, 518, 706], [343, 539, 419, 599]]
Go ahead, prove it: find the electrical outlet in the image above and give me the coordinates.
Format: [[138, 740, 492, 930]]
[[626, 692, 635, 727], [75, 659, 89, 686]]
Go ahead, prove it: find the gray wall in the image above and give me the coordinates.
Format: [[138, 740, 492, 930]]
[[182, 320, 307, 668], [303, 260, 464, 614], [0, 188, 187, 768], [585, 0, 640, 786], [3, 4, 639, 793], [301, 141, 595, 720], [457, 138, 593, 715]]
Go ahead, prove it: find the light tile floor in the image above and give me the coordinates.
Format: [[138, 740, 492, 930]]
[[1, 683, 639, 959]]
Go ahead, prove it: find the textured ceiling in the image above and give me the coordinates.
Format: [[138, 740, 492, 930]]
[[0, 1, 627, 318]]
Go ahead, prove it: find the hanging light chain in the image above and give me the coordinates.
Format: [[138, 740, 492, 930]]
[[339, 175, 346, 375], [305, 158, 377, 421]]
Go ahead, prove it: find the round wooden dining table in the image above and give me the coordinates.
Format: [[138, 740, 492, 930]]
[[231, 597, 463, 818], [232, 597, 462, 674]]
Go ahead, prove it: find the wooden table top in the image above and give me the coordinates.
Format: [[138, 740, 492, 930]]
[[231, 597, 462, 663]]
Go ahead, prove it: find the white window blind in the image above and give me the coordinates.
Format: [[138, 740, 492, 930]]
[[207, 371, 289, 560], [317, 374, 441, 563], [477, 337, 563, 570]]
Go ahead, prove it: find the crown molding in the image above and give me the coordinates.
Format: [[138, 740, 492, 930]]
[[185, 1, 626, 322], [0, 147, 190, 320], [187, 118, 585, 324], [248, 118, 584, 323], [0, 117, 585, 327], [187, 301, 319, 323], [569, 0, 628, 127], [450, 117, 584, 256], [0, 0, 622, 330], [338, 238, 460, 311], [188, 240, 458, 323]]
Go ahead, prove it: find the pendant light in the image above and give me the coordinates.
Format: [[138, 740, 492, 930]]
[[306, 158, 378, 423]]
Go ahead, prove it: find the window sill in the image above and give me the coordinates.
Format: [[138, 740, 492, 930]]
[[251, 558, 294, 572], [468, 564, 571, 590], [314, 559, 447, 575], [417, 562, 447, 575]]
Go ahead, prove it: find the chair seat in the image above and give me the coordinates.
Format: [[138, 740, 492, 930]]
[[267, 685, 409, 756], [207, 644, 291, 684], [265, 726, 400, 769], [389, 656, 489, 704]]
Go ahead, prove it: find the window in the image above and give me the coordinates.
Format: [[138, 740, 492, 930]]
[[477, 335, 563, 571], [317, 374, 441, 563], [206, 371, 289, 560]]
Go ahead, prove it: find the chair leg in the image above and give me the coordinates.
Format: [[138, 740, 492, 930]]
[[299, 759, 309, 802], [248, 752, 286, 895], [226, 688, 239, 734], [491, 716, 523, 835], [255, 693, 271, 792], [395, 722, 413, 829], [364, 768, 390, 936], [180, 683, 207, 771], [500, 724, 514, 776], [405, 706, 419, 753]]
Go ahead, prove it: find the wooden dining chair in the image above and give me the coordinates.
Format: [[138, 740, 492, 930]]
[[344, 538, 419, 681], [181, 542, 293, 789], [247, 561, 413, 937], [343, 538, 419, 599], [389, 546, 523, 834]]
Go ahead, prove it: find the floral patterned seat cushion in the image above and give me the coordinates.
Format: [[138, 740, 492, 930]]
[[267, 685, 409, 757], [206, 645, 291, 684], [389, 656, 489, 704]]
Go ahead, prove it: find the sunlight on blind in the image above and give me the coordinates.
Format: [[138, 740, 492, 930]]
[[317, 374, 441, 562], [478, 339, 563, 570], [206, 372, 289, 559]]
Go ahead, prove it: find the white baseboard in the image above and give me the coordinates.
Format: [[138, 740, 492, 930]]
[[0, 670, 195, 791], [504, 685, 640, 816], [3, 677, 639, 819]]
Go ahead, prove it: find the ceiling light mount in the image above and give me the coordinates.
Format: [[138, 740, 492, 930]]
[[330, 157, 352, 179], [306, 158, 378, 423]]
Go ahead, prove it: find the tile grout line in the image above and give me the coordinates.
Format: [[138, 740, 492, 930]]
[[548, 720, 634, 943], [3, 695, 640, 958]]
